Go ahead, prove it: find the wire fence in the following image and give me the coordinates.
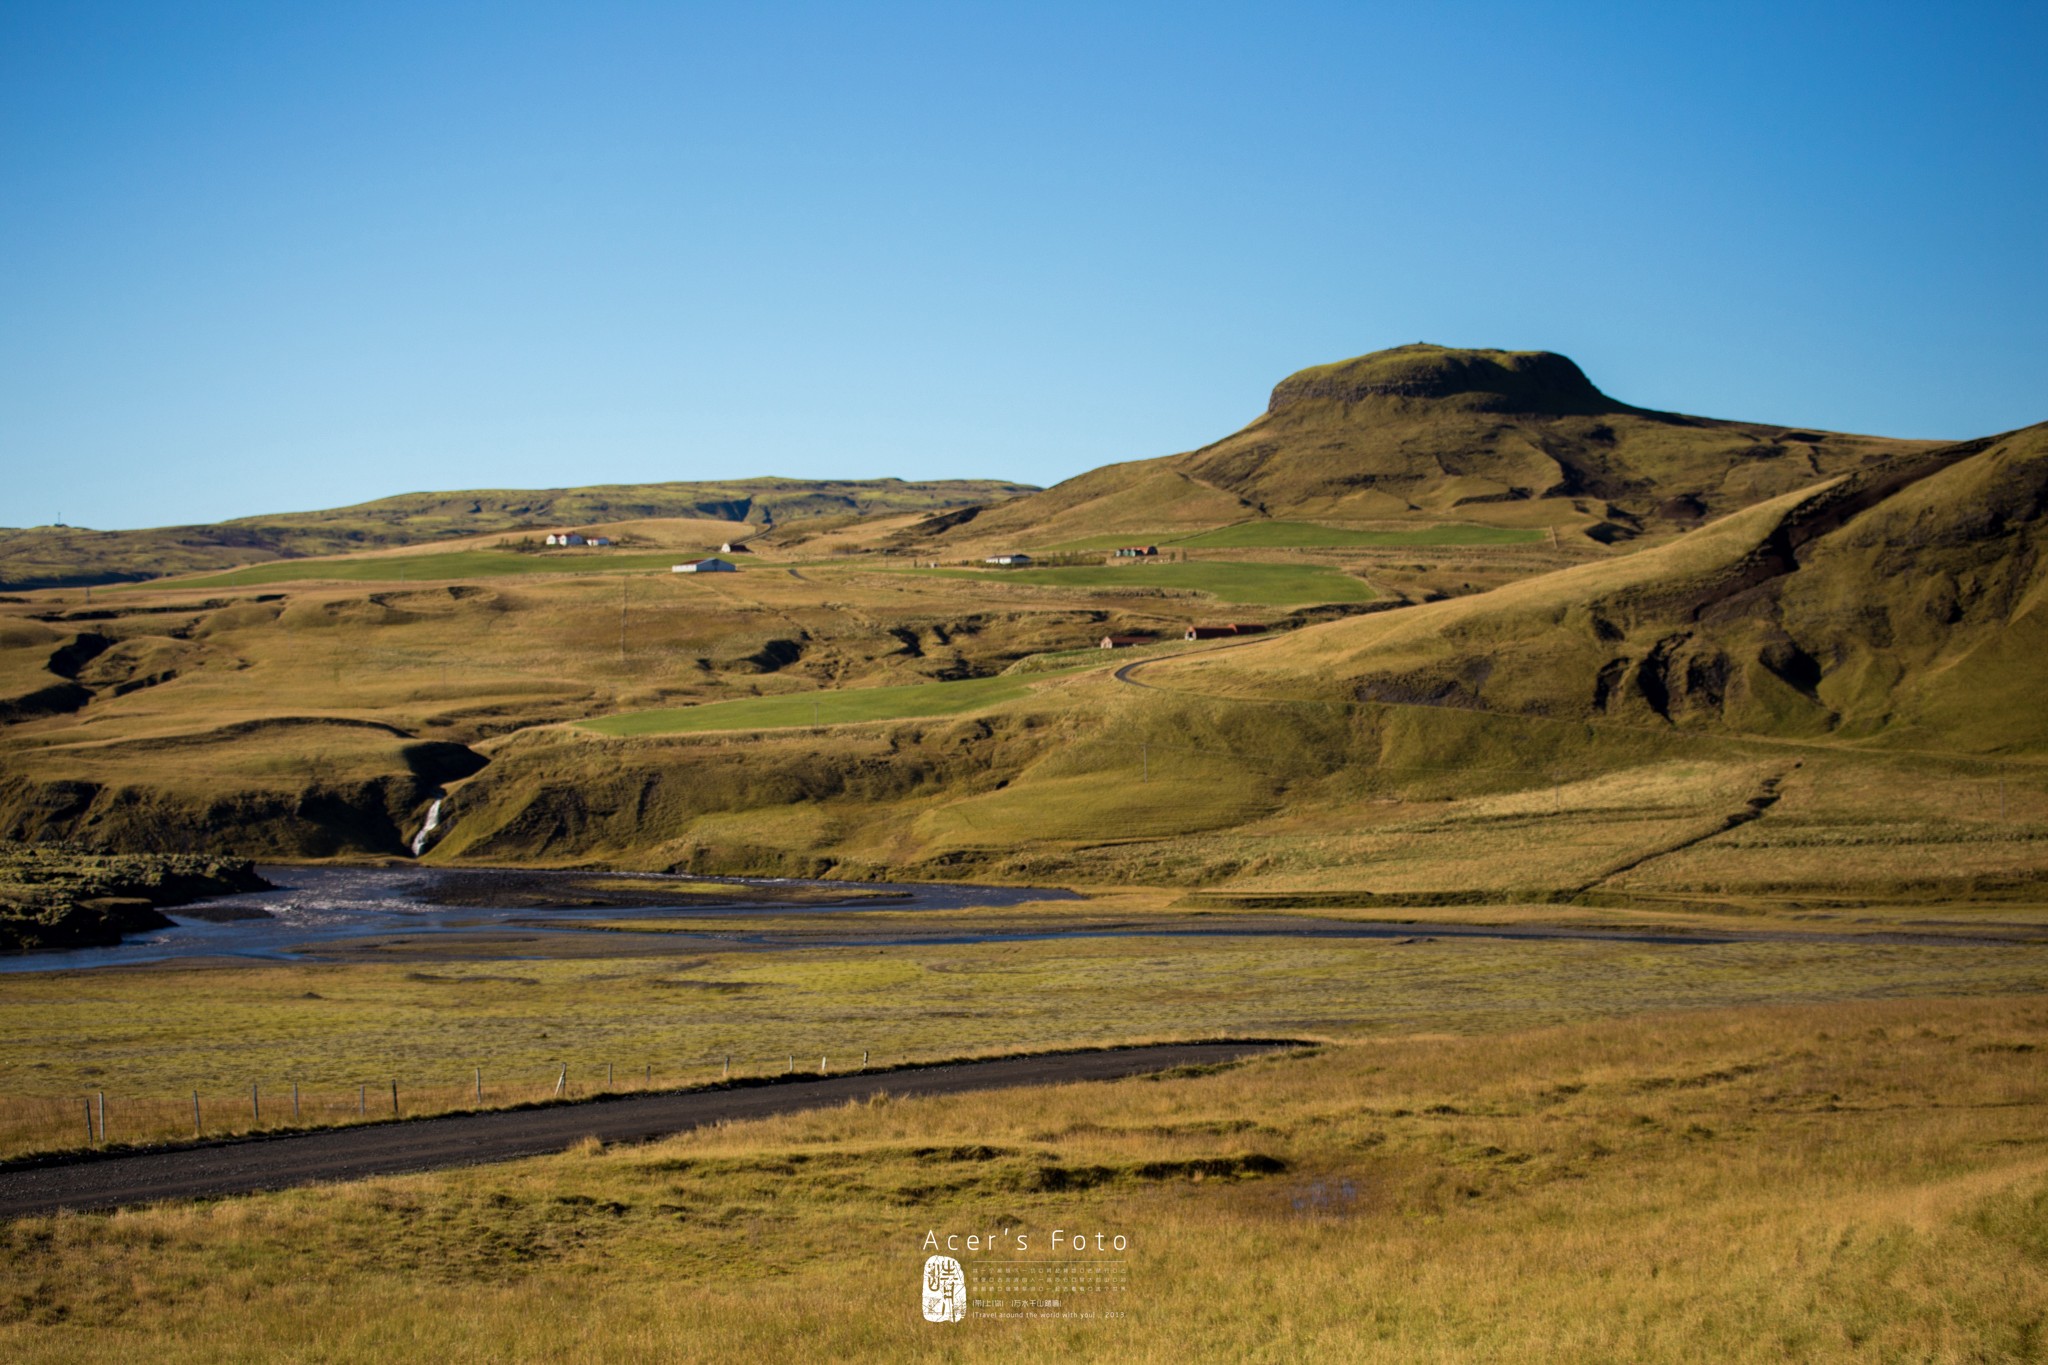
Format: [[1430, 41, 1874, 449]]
[[0, 1048, 937, 1161]]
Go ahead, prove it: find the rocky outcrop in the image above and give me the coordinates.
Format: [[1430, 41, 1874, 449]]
[[0, 847, 272, 952]]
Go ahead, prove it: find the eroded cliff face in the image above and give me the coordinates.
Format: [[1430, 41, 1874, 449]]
[[0, 769, 439, 859]]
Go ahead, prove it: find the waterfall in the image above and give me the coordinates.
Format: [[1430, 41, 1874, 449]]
[[411, 797, 445, 857]]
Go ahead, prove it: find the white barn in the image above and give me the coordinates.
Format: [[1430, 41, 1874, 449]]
[[672, 558, 738, 574]]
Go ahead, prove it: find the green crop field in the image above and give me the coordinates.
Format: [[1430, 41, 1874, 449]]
[[1175, 520, 1545, 548], [163, 550, 713, 588], [1032, 522, 1546, 553], [582, 663, 1096, 736], [907, 560, 1375, 606]]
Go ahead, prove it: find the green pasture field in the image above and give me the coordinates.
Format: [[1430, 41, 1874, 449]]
[[905, 560, 1375, 606], [581, 662, 1097, 736], [161, 550, 711, 589], [1034, 521, 1545, 552]]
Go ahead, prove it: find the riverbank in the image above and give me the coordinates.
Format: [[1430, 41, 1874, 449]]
[[0, 847, 271, 953]]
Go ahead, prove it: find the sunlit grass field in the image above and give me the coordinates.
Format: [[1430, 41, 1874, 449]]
[[0, 912, 2039, 1159], [581, 662, 1099, 736], [164, 549, 700, 588], [0, 995, 2040, 1361], [1175, 520, 1545, 549], [1031, 521, 1547, 552], [906, 560, 1376, 606]]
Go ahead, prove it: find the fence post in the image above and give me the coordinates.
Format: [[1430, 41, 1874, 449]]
[[863, 1050, 869, 1069], [83, 1097, 93, 1147], [359, 1083, 366, 1117], [193, 1091, 201, 1139], [97, 1091, 105, 1144], [787, 1054, 794, 1074], [476, 1067, 483, 1105], [723, 1055, 730, 1079], [293, 1082, 300, 1123], [820, 1055, 827, 1075], [556, 1063, 567, 1098], [252, 1083, 260, 1126], [607, 1062, 613, 1090], [391, 1079, 398, 1117], [644, 1063, 650, 1088]]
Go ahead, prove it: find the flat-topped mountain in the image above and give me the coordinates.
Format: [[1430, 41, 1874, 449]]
[[929, 344, 1939, 548], [1264, 345, 1619, 415]]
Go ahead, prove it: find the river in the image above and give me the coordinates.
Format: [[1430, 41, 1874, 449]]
[[0, 865, 1082, 973]]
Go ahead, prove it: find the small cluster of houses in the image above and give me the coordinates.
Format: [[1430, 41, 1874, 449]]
[[1095, 622, 1269, 649], [983, 548, 1155, 566], [543, 532, 613, 547]]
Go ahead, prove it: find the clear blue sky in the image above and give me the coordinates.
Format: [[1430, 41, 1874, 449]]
[[2, 1, 2043, 530]]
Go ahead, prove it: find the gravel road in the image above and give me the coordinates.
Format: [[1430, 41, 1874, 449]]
[[0, 1041, 1293, 1218]]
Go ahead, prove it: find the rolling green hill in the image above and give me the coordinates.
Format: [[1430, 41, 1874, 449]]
[[1171, 421, 2048, 754], [926, 344, 1936, 551], [1, 348, 2039, 907], [420, 420, 2048, 887], [0, 477, 1032, 591]]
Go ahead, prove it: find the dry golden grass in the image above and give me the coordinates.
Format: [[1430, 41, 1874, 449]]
[[0, 996, 2039, 1361], [0, 917, 2041, 1161]]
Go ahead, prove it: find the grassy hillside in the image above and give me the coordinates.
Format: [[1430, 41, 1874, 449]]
[[1159, 423, 2048, 752], [0, 477, 1031, 591], [929, 344, 1936, 553], [408, 422, 2048, 894], [170, 550, 705, 589], [1032, 521, 1546, 552], [907, 560, 1377, 606], [0, 365, 2039, 908], [1, 421, 2044, 904]]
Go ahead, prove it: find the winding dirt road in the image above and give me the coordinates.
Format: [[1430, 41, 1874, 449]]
[[0, 1041, 1292, 1219]]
